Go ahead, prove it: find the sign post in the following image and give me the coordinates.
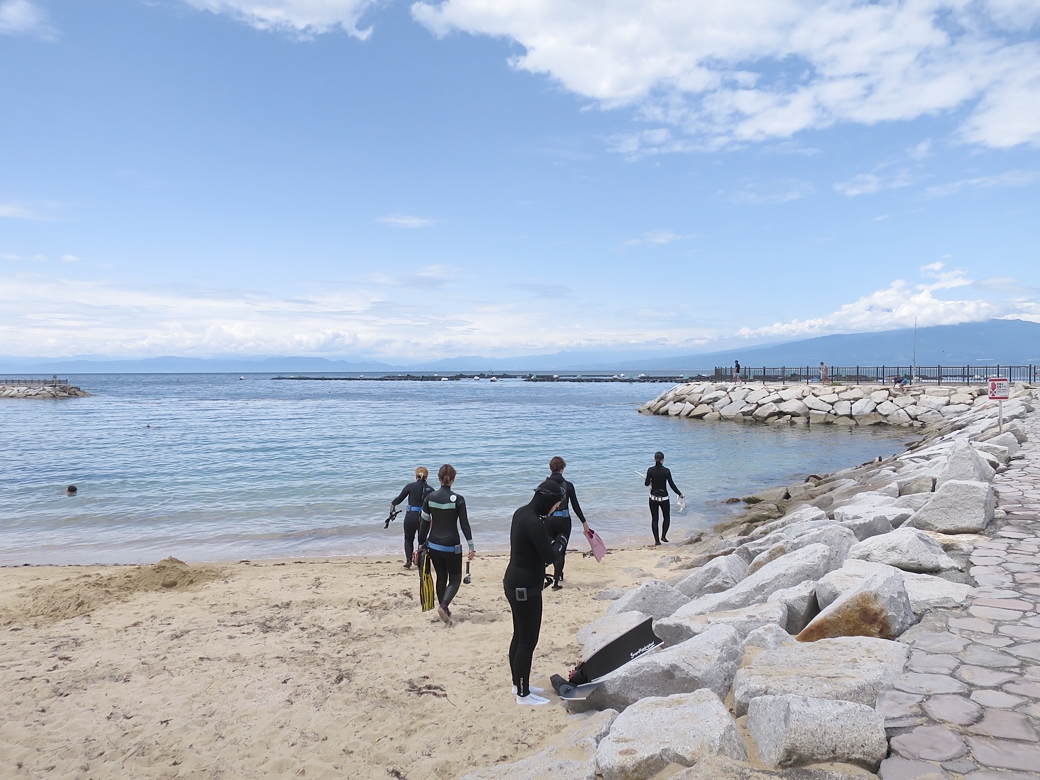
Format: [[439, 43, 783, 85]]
[[989, 378, 1010, 433]]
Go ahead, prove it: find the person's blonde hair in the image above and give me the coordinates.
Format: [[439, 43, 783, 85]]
[[415, 466, 429, 480]]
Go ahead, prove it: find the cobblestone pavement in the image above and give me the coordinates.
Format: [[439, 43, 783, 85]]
[[877, 405, 1040, 780]]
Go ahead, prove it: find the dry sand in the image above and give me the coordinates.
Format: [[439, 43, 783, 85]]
[[0, 545, 675, 779]]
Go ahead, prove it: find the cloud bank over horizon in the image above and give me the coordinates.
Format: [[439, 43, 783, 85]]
[[1, 264, 1036, 360]]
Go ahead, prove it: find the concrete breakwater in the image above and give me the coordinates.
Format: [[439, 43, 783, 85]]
[[464, 384, 1038, 779], [0, 383, 90, 399], [640, 380, 1035, 428]]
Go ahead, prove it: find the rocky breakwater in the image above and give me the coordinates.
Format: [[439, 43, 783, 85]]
[[638, 380, 1031, 428], [0, 382, 90, 399], [463, 384, 1037, 779]]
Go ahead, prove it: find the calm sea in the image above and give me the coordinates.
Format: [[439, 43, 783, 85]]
[[0, 375, 913, 565]]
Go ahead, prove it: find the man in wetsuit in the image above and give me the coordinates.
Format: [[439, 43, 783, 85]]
[[390, 466, 433, 569], [545, 456, 589, 591], [644, 451, 684, 545], [418, 463, 475, 626], [504, 478, 567, 705]]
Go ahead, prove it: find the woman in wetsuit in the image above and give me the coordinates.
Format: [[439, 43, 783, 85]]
[[644, 451, 684, 545], [418, 463, 475, 626], [391, 466, 434, 569], [545, 456, 589, 590], [504, 478, 567, 705]]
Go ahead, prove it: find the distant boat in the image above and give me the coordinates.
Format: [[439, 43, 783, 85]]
[[239, 376, 244, 380], [489, 377, 497, 382], [441, 377, 449, 381], [473, 376, 480, 380]]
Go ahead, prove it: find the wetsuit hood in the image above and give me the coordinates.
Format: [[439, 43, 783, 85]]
[[532, 479, 565, 516]]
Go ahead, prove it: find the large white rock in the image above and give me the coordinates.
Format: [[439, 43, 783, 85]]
[[747, 695, 887, 770], [583, 625, 742, 711], [766, 580, 820, 634], [745, 506, 827, 541], [732, 636, 910, 715], [596, 690, 747, 780], [936, 439, 995, 487], [577, 611, 649, 660], [851, 398, 877, 416], [674, 544, 841, 617], [606, 579, 689, 620], [720, 400, 749, 417], [816, 559, 972, 617], [461, 709, 617, 780], [985, 431, 1021, 456], [847, 527, 958, 572], [876, 400, 899, 415], [905, 479, 996, 534], [797, 569, 916, 642], [745, 388, 770, 404], [656, 601, 788, 647], [777, 399, 810, 417], [803, 395, 833, 413], [833, 400, 853, 416], [670, 756, 878, 779], [674, 554, 748, 600], [752, 402, 780, 420], [740, 523, 855, 569]]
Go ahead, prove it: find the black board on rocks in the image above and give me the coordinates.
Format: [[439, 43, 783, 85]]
[[552, 617, 662, 699]]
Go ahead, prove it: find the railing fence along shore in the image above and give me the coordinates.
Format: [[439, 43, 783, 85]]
[[713, 365, 1038, 385], [0, 378, 70, 387]]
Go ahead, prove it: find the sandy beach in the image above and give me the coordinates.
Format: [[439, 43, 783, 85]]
[[0, 545, 673, 779]]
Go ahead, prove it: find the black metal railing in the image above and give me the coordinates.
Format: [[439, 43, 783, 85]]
[[0, 378, 70, 387], [713, 366, 1037, 385]]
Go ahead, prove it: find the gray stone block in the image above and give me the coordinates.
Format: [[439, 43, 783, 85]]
[[576, 611, 649, 660], [798, 568, 916, 642], [742, 624, 794, 654], [656, 601, 788, 647], [595, 690, 746, 780], [676, 756, 888, 779], [816, 559, 972, 616], [767, 580, 820, 634], [747, 694, 887, 770], [848, 528, 959, 573], [906, 479, 995, 535], [584, 624, 742, 711], [674, 554, 748, 599], [936, 439, 995, 487], [606, 578, 689, 620]]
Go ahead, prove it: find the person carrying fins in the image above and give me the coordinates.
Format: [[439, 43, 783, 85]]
[[417, 464, 474, 626], [390, 466, 434, 569]]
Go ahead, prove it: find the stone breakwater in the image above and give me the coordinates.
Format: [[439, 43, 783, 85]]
[[639, 380, 1034, 428], [0, 383, 90, 399], [464, 384, 1038, 779]]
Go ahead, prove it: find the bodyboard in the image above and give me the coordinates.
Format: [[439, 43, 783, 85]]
[[584, 528, 607, 563], [419, 551, 436, 612], [568, 616, 662, 685]]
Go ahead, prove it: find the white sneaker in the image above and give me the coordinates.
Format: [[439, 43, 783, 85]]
[[511, 685, 544, 695], [516, 693, 550, 706]]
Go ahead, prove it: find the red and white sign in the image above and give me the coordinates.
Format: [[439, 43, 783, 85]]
[[989, 378, 1010, 401]]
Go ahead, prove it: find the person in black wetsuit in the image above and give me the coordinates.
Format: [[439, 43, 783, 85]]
[[390, 466, 434, 569], [504, 478, 567, 705], [418, 463, 474, 626], [545, 456, 589, 591], [645, 451, 683, 545]]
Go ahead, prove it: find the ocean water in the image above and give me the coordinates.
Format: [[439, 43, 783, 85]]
[[0, 375, 914, 565]]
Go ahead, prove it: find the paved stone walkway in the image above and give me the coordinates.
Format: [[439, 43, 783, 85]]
[[877, 399, 1040, 780]]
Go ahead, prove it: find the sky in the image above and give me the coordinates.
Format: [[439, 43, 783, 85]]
[[1, 0, 1039, 361]]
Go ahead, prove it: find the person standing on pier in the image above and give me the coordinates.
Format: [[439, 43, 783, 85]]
[[733, 360, 741, 383], [418, 464, 475, 626], [390, 467, 434, 569], [545, 456, 589, 590], [820, 361, 829, 384], [645, 451, 683, 545]]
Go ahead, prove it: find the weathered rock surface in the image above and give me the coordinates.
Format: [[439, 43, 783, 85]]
[[672, 756, 883, 779], [797, 569, 916, 642], [675, 544, 840, 617], [816, 559, 972, 616], [674, 554, 748, 599], [935, 439, 995, 487], [747, 694, 888, 770], [595, 690, 746, 780], [847, 527, 959, 572], [905, 479, 995, 534], [576, 611, 649, 660], [606, 579, 689, 620], [583, 625, 741, 711], [766, 580, 820, 634], [732, 636, 910, 715], [656, 601, 788, 647], [742, 624, 794, 654]]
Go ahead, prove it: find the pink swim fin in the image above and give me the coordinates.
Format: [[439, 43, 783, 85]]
[[585, 528, 607, 563]]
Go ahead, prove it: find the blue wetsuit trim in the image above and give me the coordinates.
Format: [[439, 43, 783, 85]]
[[428, 541, 463, 554], [552, 510, 570, 516], [408, 505, 423, 512]]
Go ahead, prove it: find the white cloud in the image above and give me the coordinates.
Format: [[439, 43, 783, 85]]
[[184, 0, 379, 38], [376, 213, 441, 228], [60, 254, 81, 263], [412, 0, 1040, 149], [0, 202, 47, 219], [735, 262, 1037, 340], [924, 169, 1040, 198], [834, 169, 914, 197], [624, 230, 692, 246], [0, 0, 52, 38], [731, 179, 814, 204]]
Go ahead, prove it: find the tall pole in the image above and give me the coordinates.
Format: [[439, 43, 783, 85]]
[[912, 318, 917, 384]]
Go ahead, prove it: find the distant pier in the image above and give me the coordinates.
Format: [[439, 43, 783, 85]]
[[272, 372, 703, 383]]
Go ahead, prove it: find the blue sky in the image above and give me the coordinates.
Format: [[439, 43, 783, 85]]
[[1, 0, 1039, 360]]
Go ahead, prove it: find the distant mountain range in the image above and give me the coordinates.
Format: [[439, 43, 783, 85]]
[[2, 319, 1037, 374]]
